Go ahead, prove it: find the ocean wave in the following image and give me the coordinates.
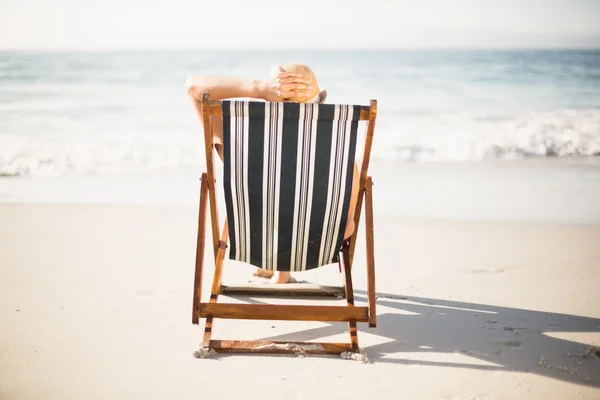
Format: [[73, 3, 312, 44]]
[[0, 130, 204, 177], [376, 108, 600, 162], [1, 109, 599, 177]]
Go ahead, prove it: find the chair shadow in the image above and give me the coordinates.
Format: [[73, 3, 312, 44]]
[[256, 290, 600, 387]]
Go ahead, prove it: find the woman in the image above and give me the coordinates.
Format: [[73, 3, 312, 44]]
[[185, 64, 358, 283]]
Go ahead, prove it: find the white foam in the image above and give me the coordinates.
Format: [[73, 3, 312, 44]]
[[1, 109, 599, 177], [379, 108, 600, 163], [0, 129, 203, 177]]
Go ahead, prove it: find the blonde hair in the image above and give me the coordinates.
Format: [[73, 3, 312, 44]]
[[271, 63, 321, 103]]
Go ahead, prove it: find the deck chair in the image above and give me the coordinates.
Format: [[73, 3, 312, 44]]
[[192, 93, 377, 355]]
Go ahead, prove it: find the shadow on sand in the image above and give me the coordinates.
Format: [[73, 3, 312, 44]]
[[251, 290, 600, 387]]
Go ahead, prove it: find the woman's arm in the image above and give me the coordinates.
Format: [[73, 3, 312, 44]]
[[185, 70, 310, 102], [185, 76, 264, 102]]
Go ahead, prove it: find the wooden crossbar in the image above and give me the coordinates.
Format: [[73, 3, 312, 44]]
[[198, 303, 369, 322], [220, 283, 345, 297], [209, 340, 354, 355]]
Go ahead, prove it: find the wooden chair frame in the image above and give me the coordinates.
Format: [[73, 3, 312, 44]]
[[192, 94, 378, 355]]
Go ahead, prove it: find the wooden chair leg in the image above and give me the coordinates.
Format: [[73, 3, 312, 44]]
[[342, 245, 359, 352], [202, 318, 215, 347], [349, 99, 377, 268], [365, 176, 376, 328], [192, 174, 209, 324], [202, 220, 229, 348]]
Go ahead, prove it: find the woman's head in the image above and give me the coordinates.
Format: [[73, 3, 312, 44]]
[[270, 63, 327, 103]]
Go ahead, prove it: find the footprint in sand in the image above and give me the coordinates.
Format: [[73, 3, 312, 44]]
[[548, 323, 568, 329], [495, 339, 523, 348], [458, 348, 503, 357]]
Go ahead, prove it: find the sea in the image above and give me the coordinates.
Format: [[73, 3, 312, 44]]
[[1, 49, 599, 223]]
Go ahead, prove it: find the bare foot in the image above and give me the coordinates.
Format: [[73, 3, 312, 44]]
[[252, 268, 295, 283], [253, 268, 274, 279], [270, 271, 296, 284]]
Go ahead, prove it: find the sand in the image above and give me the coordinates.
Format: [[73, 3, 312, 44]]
[[1, 202, 599, 400]]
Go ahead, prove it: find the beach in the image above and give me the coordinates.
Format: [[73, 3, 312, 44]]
[[1, 160, 599, 400], [2, 48, 600, 399]]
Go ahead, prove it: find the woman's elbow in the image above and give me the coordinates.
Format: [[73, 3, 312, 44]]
[[185, 77, 197, 98]]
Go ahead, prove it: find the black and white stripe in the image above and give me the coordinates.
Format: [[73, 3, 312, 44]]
[[290, 103, 318, 271], [222, 100, 359, 272], [262, 101, 284, 270], [226, 101, 250, 262], [318, 104, 355, 267]]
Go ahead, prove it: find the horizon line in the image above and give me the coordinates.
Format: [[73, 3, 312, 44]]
[[2, 45, 600, 53]]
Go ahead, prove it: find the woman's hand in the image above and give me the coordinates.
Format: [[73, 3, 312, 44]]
[[259, 70, 312, 102]]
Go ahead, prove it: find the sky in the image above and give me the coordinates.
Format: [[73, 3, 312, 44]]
[[1, 0, 599, 50]]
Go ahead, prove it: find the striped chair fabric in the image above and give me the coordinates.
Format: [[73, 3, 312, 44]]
[[222, 100, 360, 272]]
